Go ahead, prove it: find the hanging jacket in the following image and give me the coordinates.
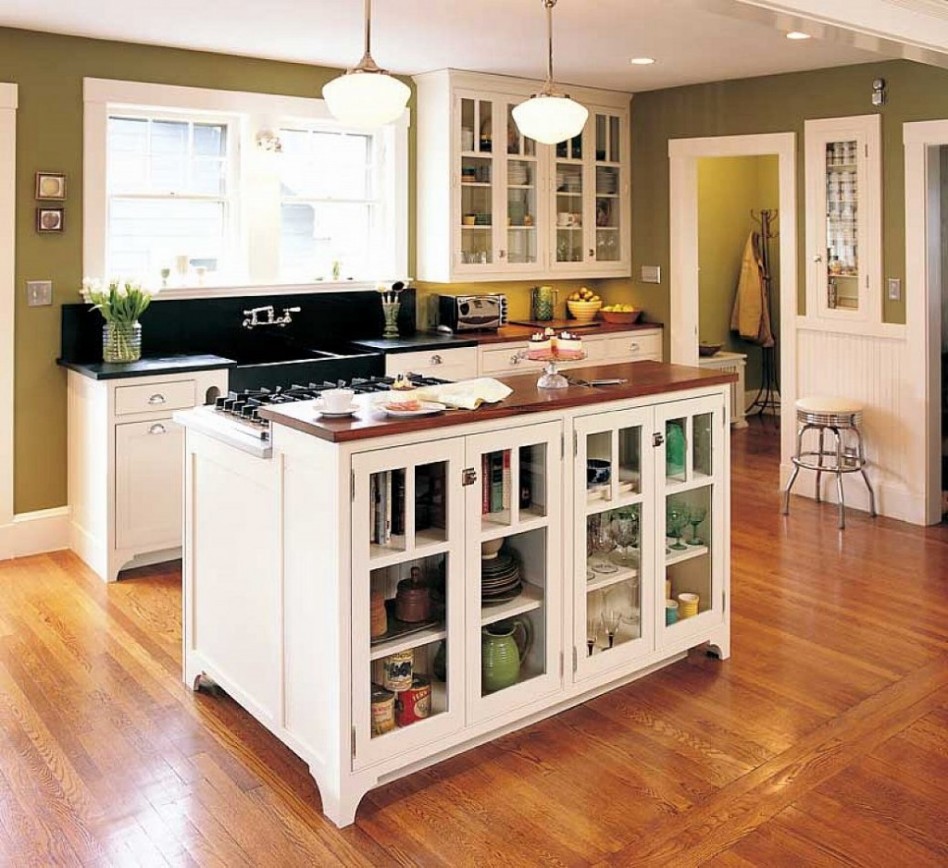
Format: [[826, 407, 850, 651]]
[[730, 231, 774, 348]]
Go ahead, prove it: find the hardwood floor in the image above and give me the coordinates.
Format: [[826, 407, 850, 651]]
[[1, 423, 946, 866]]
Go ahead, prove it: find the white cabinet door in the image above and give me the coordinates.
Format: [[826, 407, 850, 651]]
[[464, 420, 563, 723], [114, 417, 184, 551]]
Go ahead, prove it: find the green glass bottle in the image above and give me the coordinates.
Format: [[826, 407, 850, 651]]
[[666, 421, 685, 478]]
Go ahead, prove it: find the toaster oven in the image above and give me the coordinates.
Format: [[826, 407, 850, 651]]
[[437, 294, 507, 332]]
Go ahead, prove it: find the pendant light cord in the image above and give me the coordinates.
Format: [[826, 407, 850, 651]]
[[545, 0, 555, 89], [355, 0, 382, 73]]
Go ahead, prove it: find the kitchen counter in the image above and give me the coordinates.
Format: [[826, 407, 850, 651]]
[[58, 353, 236, 380], [259, 360, 734, 443]]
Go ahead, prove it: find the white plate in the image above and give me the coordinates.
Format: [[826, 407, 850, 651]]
[[313, 399, 359, 418], [381, 401, 446, 418]]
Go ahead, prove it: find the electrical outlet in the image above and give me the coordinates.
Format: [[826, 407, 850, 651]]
[[26, 280, 53, 306], [886, 277, 901, 301], [640, 265, 661, 284]]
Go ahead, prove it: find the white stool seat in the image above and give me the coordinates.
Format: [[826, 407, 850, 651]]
[[782, 395, 876, 529]]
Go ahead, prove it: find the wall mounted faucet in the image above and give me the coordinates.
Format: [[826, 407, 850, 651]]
[[242, 305, 301, 329]]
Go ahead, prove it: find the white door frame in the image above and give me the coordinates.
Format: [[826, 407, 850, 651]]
[[669, 132, 798, 464], [0, 83, 16, 559], [904, 119, 948, 525]]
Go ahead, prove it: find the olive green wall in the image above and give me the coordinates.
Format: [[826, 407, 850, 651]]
[[697, 155, 779, 391], [942, 146, 947, 354], [0, 27, 384, 513], [602, 59, 948, 354]]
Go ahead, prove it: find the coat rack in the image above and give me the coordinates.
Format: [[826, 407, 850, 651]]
[[746, 209, 779, 419]]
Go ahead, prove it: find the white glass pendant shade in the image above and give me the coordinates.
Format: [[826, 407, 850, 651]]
[[322, 70, 410, 129], [513, 94, 588, 145]]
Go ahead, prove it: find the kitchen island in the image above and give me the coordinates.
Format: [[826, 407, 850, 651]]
[[178, 361, 735, 827]]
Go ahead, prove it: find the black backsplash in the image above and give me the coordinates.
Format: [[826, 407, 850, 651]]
[[60, 288, 416, 363]]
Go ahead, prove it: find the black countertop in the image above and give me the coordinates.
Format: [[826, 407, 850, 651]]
[[349, 334, 480, 353], [58, 354, 236, 381]]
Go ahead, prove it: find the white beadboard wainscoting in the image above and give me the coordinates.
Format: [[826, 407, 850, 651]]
[[785, 323, 921, 524]]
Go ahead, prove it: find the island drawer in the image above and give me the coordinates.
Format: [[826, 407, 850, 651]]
[[604, 330, 662, 362], [114, 379, 197, 415]]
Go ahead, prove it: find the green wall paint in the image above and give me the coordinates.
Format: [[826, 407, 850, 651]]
[[0, 27, 405, 513], [697, 155, 779, 391]]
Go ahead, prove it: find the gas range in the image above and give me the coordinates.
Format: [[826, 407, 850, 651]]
[[183, 374, 452, 458]]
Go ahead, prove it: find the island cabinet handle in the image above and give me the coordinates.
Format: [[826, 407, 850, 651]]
[[510, 353, 522, 365], [148, 423, 167, 435], [629, 342, 640, 353], [147, 393, 166, 405], [429, 354, 443, 365], [652, 432, 664, 447]]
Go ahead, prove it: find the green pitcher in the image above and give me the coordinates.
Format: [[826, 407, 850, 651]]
[[482, 618, 533, 693]]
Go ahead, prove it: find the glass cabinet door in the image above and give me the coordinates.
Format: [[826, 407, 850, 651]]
[[655, 395, 726, 646], [823, 138, 860, 310], [573, 407, 655, 681], [593, 112, 623, 264], [553, 131, 585, 266], [465, 421, 563, 722], [502, 101, 538, 269], [458, 96, 496, 269], [351, 439, 466, 769]]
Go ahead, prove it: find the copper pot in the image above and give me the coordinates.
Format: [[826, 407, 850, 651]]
[[395, 578, 430, 623]]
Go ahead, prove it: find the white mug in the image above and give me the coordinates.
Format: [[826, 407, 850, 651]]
[[322, 388, 355, 413], [557, 212, 571, 227]]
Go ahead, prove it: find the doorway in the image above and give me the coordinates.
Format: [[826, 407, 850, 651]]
[[669, 133, 798, 475], [0, 83, 16, 557]]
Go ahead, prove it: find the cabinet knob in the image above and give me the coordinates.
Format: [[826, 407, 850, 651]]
[[589, 248, 595, 258], [499, 249, 506, 259], [430, 354, 443, 365], [148, 393, 166, 405], [148, 423, 167, 435], [510, 353, 522, 365], [812, 254, 823, 263], [629, 342, 640, 353]]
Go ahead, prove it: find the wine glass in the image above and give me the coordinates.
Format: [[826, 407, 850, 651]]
[[610, 511, 639, 566], [588, 515, 617, 573], [586, 614, 599, 656], [666, 502, 689, 551], [687, 504, 708, 546], [601, 609, 621, 649]]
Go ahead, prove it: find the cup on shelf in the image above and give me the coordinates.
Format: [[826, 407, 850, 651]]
[[557, 212, 572, 227], [322, 388, 355, 413], [677, 592, 699, 619], [462, 214, 476, 226], [665, 599, 679, 625], [461, 128, 474, 151]]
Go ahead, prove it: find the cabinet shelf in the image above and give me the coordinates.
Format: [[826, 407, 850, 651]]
[[369, 536, 450, 568], [461, 225, 492, 230], [480, 582, 544, 626], [664, 473, 713, 496], [586, 480, 640, 509], [586, 563, 638, 593], [369, 624, 447, 661], [461, 181, 491, 187], [480, 507, 548, 537], [665, 543, 709, 566]]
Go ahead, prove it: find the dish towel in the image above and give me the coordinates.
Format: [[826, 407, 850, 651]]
[[730, 231, 774, 348], [414, 378, 513, 410]]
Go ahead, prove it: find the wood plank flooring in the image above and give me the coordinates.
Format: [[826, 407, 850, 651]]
[[1, 423, 946, 866]]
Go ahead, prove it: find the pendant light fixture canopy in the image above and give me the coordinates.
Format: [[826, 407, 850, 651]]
[[322, 0, 410, 128], [513, 0, 588, 145]]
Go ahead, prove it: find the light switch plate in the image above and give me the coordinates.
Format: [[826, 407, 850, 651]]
[[641, 265, 661, 284], [26, 280, 53, 306], [886, 277, 901, 301]]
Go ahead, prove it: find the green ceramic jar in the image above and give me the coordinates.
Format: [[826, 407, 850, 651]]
[[482, 618, 532, 693]]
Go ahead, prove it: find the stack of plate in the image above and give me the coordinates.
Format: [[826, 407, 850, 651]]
[[481, 551, 521, 603], [508, 164, 529, 186], [597, 167, 617, 194]]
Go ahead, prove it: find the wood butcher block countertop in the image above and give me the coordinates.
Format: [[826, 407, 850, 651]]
[[259, 361, 737, 444]]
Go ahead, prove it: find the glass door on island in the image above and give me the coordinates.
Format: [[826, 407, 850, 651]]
[[350, 439, 466, 769], [573, 408, 655, 680], [824, 139, 859, 311], [459, 97, 495, 267], [465, 421, 563, 722], [554, 133, 584, 264], [658, 396, 726, 642], [504, 103, 538, 267], [594, 113, 622, 263]]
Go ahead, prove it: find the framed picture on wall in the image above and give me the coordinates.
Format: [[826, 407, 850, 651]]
[[35, 172, 66, 200], [36, 207, 64, 233]]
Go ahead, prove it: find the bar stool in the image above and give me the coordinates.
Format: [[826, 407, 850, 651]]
[[782, 396, 876, 529]]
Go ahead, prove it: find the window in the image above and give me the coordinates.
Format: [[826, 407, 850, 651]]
[[85, 79, 408, 293]]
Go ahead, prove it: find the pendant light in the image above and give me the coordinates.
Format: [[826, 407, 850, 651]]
[[513, 0, 588, 145], [322, 0, 410, 128]]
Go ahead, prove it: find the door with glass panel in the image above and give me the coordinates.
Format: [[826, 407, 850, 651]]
[[573, 408, 655, 681], [456, 94, 497, 272], [592, 111, 625, 266], [551, 128, 587, 269], [465, 422, 563, 722], [500, 99, 540, 272], [350, 439, 466, 769], [655, 395, 727, 647]]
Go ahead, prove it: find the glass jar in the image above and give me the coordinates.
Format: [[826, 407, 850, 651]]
[[102, 321, 142, 363]]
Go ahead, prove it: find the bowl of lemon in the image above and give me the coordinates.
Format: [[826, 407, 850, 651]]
[[599, 304, 642, 324]]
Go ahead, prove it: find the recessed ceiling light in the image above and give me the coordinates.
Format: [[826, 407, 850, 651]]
[[786, 31, 811, 40], [630, 57, 655, 65]]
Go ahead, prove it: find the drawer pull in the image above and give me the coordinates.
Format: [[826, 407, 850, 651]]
[[429, 354, 443, 365], [147, 393, 167, 405], [510, 353, 522, 365], [629, 342, 640, 353], [148, 423, 167, 435]]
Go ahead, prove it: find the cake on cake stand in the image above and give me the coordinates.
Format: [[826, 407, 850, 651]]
[[527, 350, 587, 389]]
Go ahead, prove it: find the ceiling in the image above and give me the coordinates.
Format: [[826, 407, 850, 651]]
[[0, 0, 905, 93]]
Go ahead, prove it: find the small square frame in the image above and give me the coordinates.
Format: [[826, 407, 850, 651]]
[[35, 172, 66, 200], [36, 207, 64, 233]]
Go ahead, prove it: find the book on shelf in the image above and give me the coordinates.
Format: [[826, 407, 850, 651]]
[[385, 471, 392, 543], [502, 450, 511, 510], [489, 452, 504, 513], [391, 469, 405, 536], [482, 454, 489, 514]]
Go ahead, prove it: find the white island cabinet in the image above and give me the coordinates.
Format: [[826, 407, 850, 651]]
[[178, 361, 733, 827]]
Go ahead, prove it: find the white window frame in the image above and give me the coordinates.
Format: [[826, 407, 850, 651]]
[[84, 78, 409, 299]]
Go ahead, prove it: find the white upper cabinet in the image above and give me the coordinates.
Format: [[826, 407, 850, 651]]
[[414, 69, 631, 282], [804, 115, 882, 322]]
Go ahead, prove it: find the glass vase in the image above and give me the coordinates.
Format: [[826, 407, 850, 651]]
[[382, 302, 400, 338], [102, 321, 142, 363]]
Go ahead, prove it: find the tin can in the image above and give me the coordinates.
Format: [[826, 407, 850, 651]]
[[382, 649, 413, 692], [370, 684, 395, 736], [395, 676, 432, 727]]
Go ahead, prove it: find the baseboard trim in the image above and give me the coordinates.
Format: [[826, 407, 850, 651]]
[[0, 506, 71, 561]]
